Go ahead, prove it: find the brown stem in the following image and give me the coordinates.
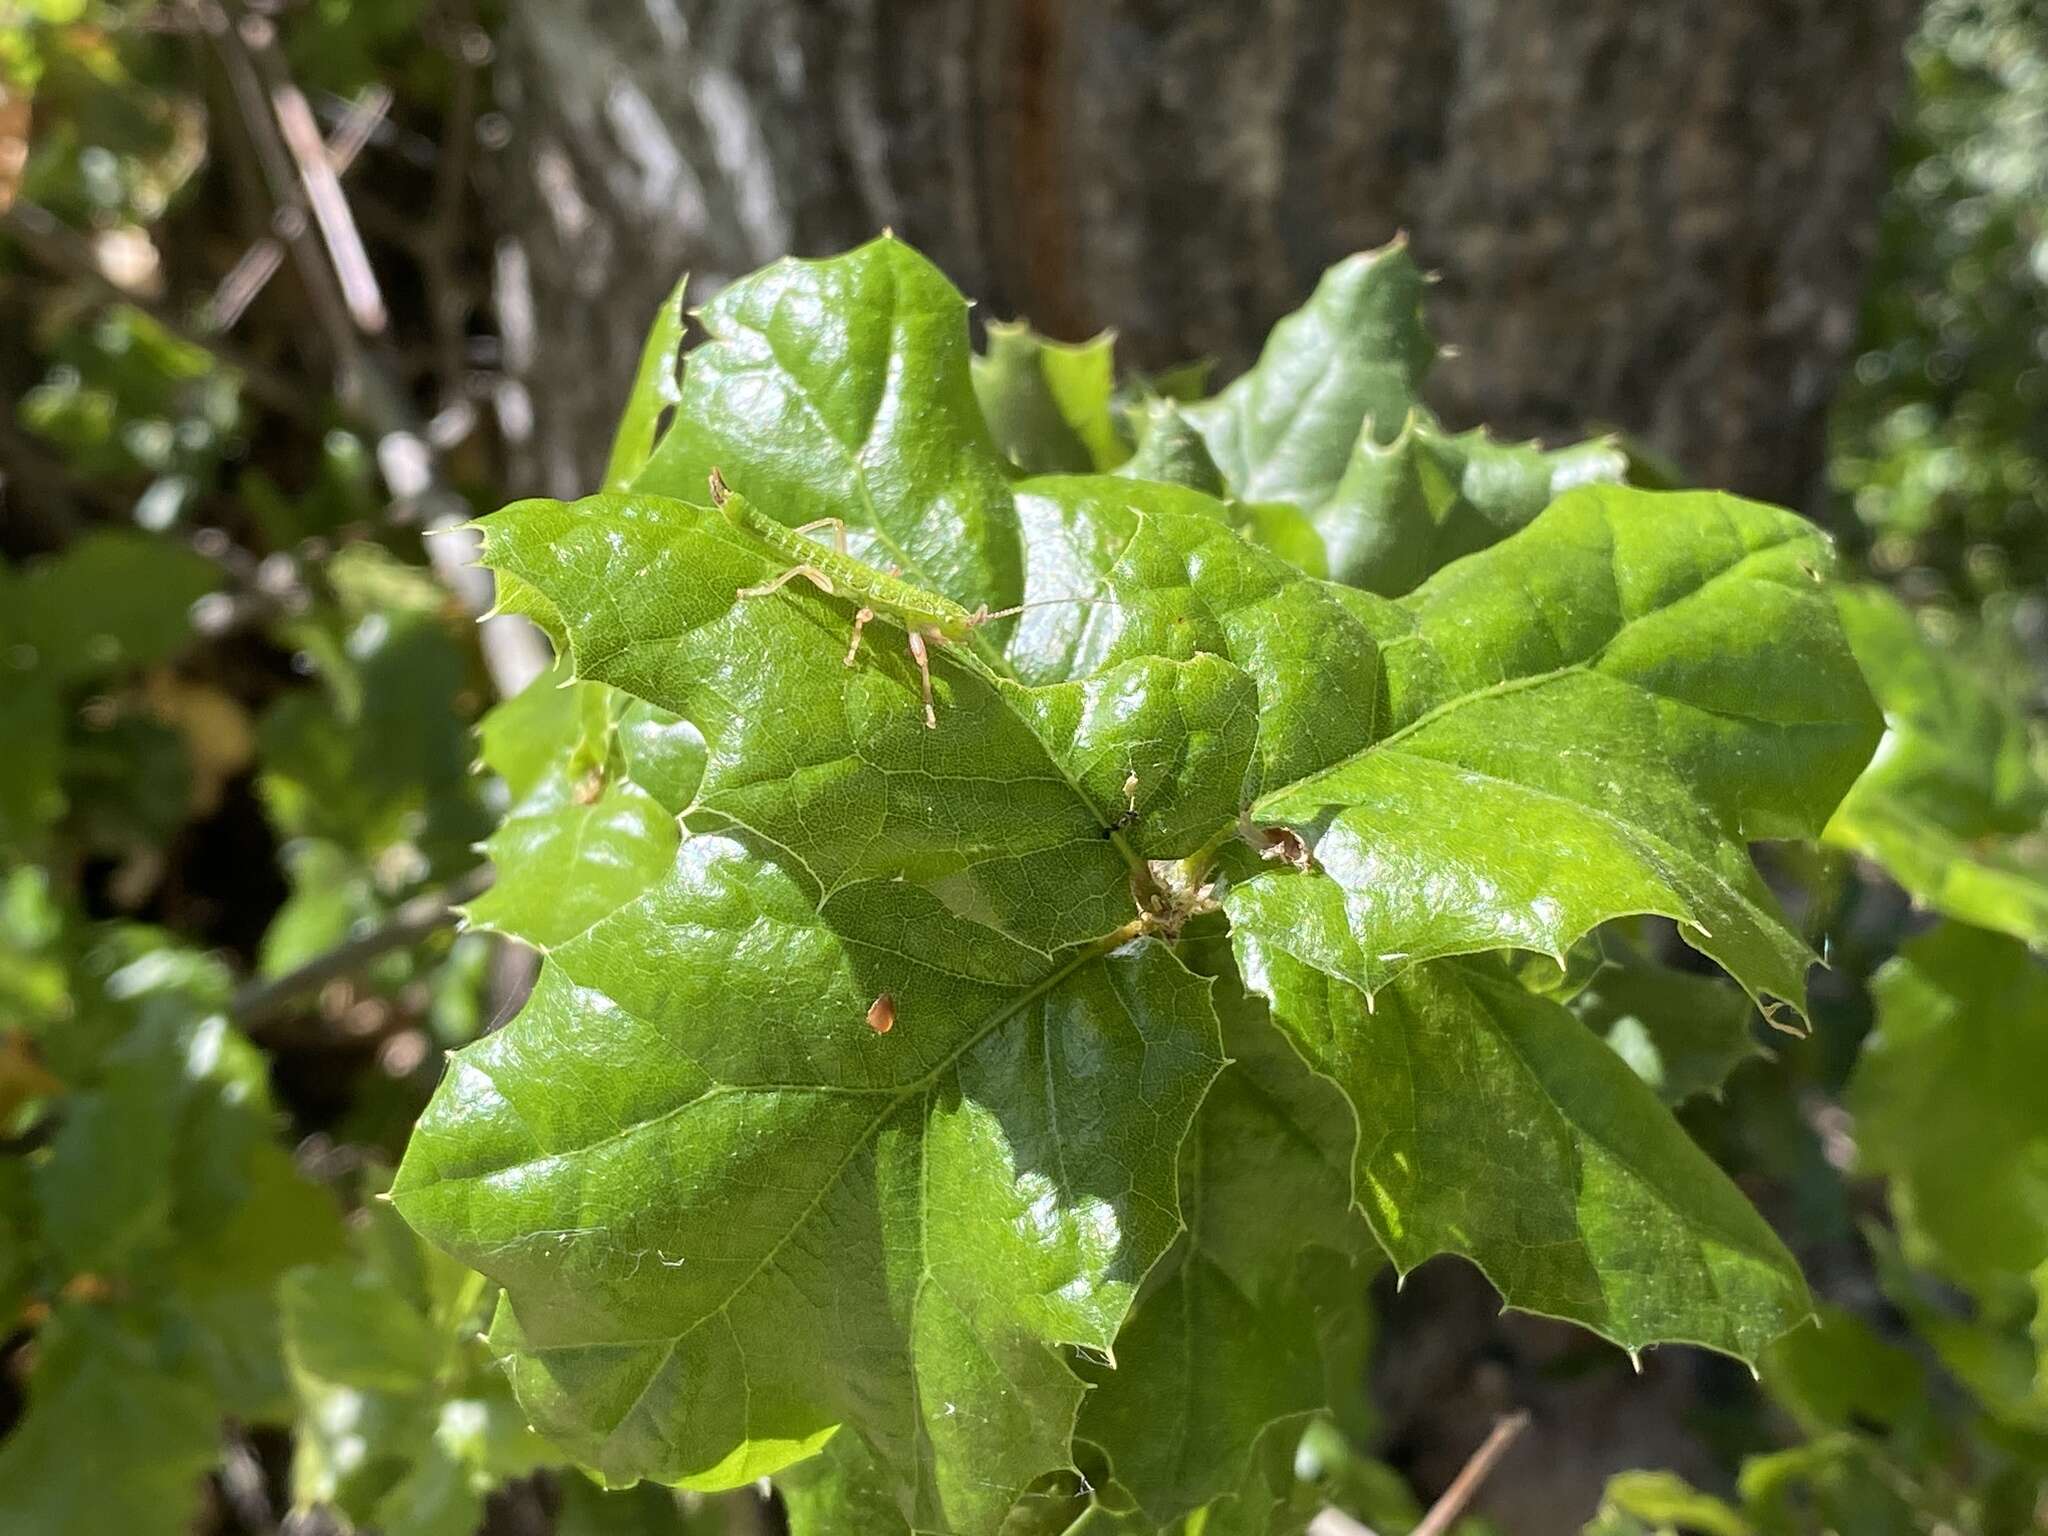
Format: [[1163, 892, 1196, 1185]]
[[231, 865, 494, 1032], [1308, 1410, 1530, 1536]]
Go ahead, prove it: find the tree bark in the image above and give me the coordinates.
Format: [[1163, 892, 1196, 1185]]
[[491, 0, 1916, 513]]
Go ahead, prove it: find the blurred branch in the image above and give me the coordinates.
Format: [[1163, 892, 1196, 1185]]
[[196, 0, 549, 700], [263, 49, 388, 332], [203, 83, 390, 332], [1410, 1410, 1528, 1536], [197, 0, 367, 386], [1309, 1410, 1530, 1536], [424, 5, 484, 405], [231, 864, 494, 1032]]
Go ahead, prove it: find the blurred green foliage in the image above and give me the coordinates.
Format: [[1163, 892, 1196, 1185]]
[[1831, 0, 2048, 649], [0, 0, 2046, 1533]]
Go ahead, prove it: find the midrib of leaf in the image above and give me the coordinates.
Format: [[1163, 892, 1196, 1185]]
[[1459, 970, 1773, 1275], [1358, 748, 1724, 936], [710, 279, 1017, 682], [438, 912, 1154, 1446], [1167, 1130, 1203, 1487], [688, 720, 1158, 926], [504, 501, 1159, 905], [1249, 518, 1826, 822], [1344, 960, 1801, 1358]]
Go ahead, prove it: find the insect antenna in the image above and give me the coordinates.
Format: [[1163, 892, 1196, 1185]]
[[968, 592, 1116, 627]]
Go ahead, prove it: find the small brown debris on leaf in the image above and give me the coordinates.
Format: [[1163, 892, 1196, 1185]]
[[1254, 824, 1315, 872]]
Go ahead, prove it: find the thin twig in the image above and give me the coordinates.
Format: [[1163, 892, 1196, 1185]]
[[231, 865, 494, 1030], [203, 83, 389, 332], [323, 83, 393, 173], [217, 1426, 279, 1535], [1308, 1410, 1530, 1536], [199, 0, 549, 699], [1411, 1410, 1530, 1536], [197, 0, 367, 393], [423, 3, 482, 405], [261, 45, 388, 332]]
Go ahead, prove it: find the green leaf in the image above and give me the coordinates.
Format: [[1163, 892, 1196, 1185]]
[[991, 1462, 1148, 1536], [1177, 243, 1624, 596], [402, 487, 1276, 1528], [12, 530, 218, 685], [281, 1263, 448, 1396], [2035, 1261, 2048, 1413], [258, 580, 489, 877], [1313, 416, 1627, 595], [1824, 586, 2048, 948], [1873, 1231, 2048, 1435], [1228, 947, 1810, 1363], [1572, 936, 1767, 1104], [468, 669, 701, 951], [398, 240, 1887, 1521], [164, 1136, 346, 1421], [606, 275, 690, 490], [33, 1022, 178, 1274], [779, 1430, 913, 1536], [282, 1181, 548, 1529], [1179, 1415, 1419, 1536], [1585, 1470, 1752, 1536], [1760, 1304, 1932, 1441], [1077, 934, 1371, 1526], [1232, 486, 1882, 1020], [0, 665, 65, 850], [1184, 239, 1434, 508], [1003, 475, 1381, 806], [974, 321, 1125, 475], [0, 1310, 222, 1536], [0, 535, 220, 852], [634, 236, 1024, 618], [407, 934, 1221, 1530], [1114, 400, 1225, 497], [17, 930, 340, 1434], [369, 1447, 485, 1536], [1850, 922, 2048, 1293], [557, 1478, 721, 1536], [260, 839, 382, 977], [0, 866, 69, 1032], [62, 711, 192, 856], [1737, 1437, 1927, 1536]]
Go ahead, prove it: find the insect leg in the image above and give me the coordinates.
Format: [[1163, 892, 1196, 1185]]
[[844, 606, 875, 667], [736, 563, 835, 600], [791, 517, 849, 555], [907, 630, 938, 729]]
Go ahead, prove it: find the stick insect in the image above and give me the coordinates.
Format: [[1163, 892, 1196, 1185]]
[[709, 469, 1080, 728]]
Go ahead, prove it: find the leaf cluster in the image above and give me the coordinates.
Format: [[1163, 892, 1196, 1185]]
[[389, 236, 1904, 1535]]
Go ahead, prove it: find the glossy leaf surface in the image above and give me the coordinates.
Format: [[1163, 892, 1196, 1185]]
[[1825, 585, 2048, 947], [395, 240, 1885, 1532]]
